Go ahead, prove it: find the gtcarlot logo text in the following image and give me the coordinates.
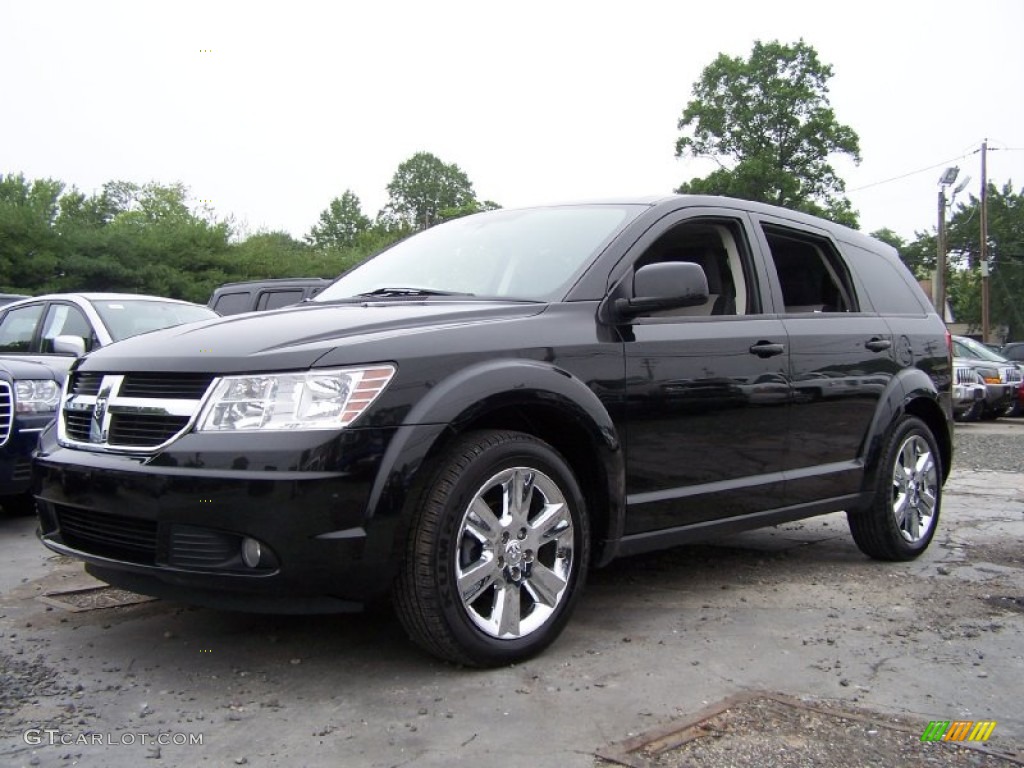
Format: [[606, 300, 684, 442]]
[[24, 729, 204, 746]]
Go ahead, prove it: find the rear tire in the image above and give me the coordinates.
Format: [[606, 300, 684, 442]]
[[848, 415, 941, 561], [393, 430, 589, 667]]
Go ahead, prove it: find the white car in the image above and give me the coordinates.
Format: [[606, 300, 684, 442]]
[[0, 293, 218, 362]]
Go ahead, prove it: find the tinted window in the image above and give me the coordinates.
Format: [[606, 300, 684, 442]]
[[213, 292, 253, 315], [0, 303, 44, 352], [761, 226, 856, 313], [257, 290, 303, 310], [40, 303, 97, 353], [841, 244, 928, 315]]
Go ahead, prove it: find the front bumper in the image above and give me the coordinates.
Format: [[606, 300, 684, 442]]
[[952, 382, 985, 414], [33, 425, 406, 610], [0, 414, 53, 497]]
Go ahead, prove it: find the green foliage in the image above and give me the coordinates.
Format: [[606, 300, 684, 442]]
[[306, 190, 371, 250], [379, 151, 481, 231], [0, 155, 495, 305], [939, 182, 1024, 339], [675, 39, 861, 227]]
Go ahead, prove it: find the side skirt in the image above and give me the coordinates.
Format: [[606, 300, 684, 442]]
[[612, 493, 869, 559]]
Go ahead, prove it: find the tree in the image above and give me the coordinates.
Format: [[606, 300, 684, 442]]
[[379, 152, 480, 231], [675, 39, 861, 227], [306, 190, 371, 250], [940, 182, 1024, 340]]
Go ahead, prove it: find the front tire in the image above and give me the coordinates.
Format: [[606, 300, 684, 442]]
[[394, 430, 589, 667], [848, 415, 942, 561]]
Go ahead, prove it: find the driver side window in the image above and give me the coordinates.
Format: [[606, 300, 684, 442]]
[[635, 218, 755, 317]]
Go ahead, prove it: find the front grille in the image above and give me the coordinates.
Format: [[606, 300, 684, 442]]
[[0, 381, 11, 445], [1003, 366, 1022, 384], [60, 372, 214, 452], [954, 366, 977, 385], [108, 414, 191, 446], [120, 373, 215, 399], [11, 458, 31, 483], [168, 526, 240, 569], [70, 372, 103, 396], [64, 411, 92, 442], [56, 505, 158, 565]]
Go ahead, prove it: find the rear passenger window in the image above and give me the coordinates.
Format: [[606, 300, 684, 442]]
[[761, 226, 856, 313], [841, 244, 929, 315], [257, 290, 303, 311], [212, 292, 251, 315]]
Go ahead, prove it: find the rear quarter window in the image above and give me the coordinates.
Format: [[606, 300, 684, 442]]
[[841, 244, 929, 315], [212, 292, 252, 315]]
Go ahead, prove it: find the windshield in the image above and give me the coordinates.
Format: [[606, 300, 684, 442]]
[[315, 205, 640, 303], [953, 336, 1010, 363], [91, 300, 219, 342]]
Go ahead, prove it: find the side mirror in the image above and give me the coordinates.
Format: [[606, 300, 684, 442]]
[[614, 262, 710, 318], [53, 335, 87, 357]]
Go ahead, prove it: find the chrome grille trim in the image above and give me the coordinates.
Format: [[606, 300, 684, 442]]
[[0, 382, 11, 446], [58, 373, 217, 454]]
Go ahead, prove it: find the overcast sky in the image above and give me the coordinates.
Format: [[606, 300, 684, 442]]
[[3, 0, 1023, 243]]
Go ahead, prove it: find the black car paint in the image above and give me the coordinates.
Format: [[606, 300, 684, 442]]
[[33, 196, 953, 611], [0, 357, 66, 501]]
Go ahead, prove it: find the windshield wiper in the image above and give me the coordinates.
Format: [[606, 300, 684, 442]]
[[355, 287, 473, 298]]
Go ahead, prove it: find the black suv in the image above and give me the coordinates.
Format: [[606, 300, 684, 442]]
[[208, 278, 329, 315], [34, 196, 953, 666]]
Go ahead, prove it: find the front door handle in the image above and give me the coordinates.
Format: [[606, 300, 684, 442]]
[[865, 338, 892, 352], [749, 341, 785, 358]]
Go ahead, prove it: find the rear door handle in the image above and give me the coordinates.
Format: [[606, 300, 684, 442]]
[[749, 341, 785, 358], [865, 338, 892, 352]]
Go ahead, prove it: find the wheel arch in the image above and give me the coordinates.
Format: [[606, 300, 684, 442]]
[[368, 360, 626, 577], [858, 368, 953, 500]]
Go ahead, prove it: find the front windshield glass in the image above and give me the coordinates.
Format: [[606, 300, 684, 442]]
[[954, 336, 1010, 363], [315, 205, 640, 303], [92, 300, 219, 342]]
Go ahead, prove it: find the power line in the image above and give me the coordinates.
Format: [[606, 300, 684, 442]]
[[850, 150, 980, 192]]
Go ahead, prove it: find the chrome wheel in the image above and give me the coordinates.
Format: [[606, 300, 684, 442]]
[[890, 434, 938, 543], [455, 466, 574, 640]]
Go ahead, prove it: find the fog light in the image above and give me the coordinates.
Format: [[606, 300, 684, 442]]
[[241, 537, 263, 568]]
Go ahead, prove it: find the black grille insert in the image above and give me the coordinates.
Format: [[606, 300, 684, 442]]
[[121, 373, 215, 399], [168, 526, 241, 569], [70, 373, 103, 396], [109, 414, 191, 447], [56, 505, 158, 565]]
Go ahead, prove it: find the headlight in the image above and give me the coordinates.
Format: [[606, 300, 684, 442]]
[[195, 366, 396, 432], [15, 379, 61, 414]]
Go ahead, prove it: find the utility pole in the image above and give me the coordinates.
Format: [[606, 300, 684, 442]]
[[980, 139, 990, 344], [935, 186, 947, 318]]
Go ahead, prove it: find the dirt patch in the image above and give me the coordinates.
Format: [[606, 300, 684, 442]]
[[38, 586, 157, 612], [596, 694, 1023, 768]]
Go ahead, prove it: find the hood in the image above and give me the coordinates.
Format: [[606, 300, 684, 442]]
[[77, 299, 546, 373], [0, 356, 70, 381]]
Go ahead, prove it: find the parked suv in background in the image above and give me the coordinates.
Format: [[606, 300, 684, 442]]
[[0, 293, 217, 512], [34, 196, 952, 666], [951, 335, 1021, 419], [208, 278, 329, 315]]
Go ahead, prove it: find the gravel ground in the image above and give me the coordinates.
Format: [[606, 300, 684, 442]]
[[953, 422, 1024, 473]]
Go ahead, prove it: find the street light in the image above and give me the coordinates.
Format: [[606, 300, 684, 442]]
[[934, 166, 959, 321]]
